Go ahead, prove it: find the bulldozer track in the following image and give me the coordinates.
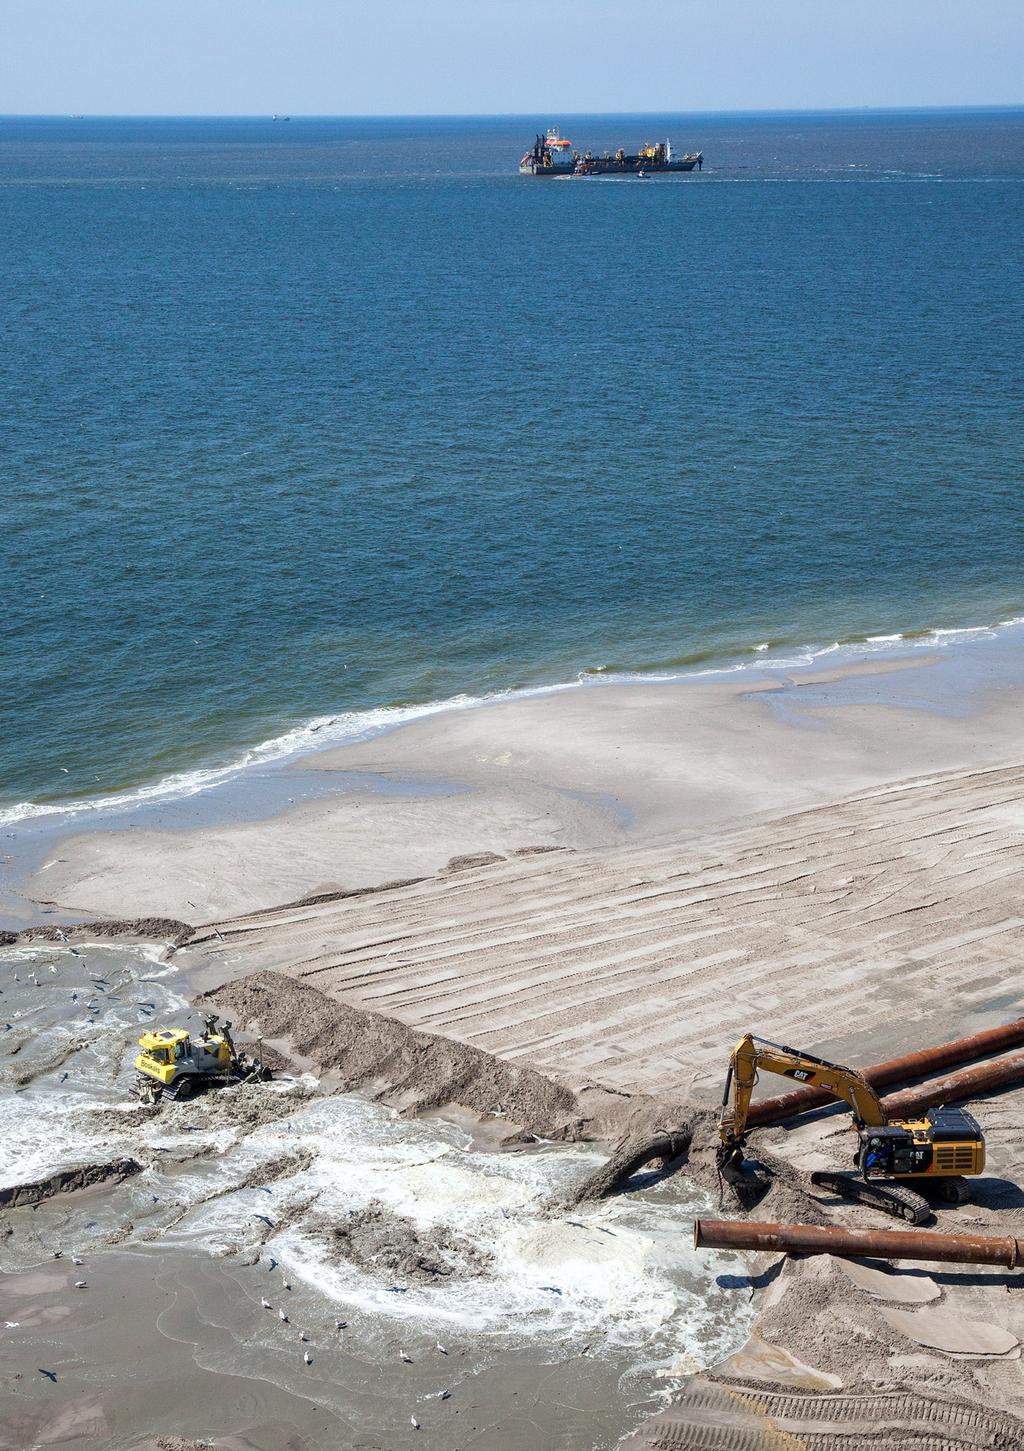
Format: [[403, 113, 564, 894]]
[[623, 1380, 1024, 1449]]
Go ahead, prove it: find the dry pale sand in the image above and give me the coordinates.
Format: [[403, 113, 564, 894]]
[[25, 653, 1024, 924], [188, 758, 1024, 1104]]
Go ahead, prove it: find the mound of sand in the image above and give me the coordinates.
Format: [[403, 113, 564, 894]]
[[311, 1200, 492, 1282], [197, 971, 582, 1139]]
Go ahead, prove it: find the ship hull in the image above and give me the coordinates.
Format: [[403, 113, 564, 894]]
[[519, 162, 576, 177], [580, 158, 700, 176]]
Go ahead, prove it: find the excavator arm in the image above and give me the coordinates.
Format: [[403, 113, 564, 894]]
[[718, 1033, 886, 1173]]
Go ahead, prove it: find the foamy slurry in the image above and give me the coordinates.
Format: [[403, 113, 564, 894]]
[[2, 613, 1022, 829], [0, 944, 187, 1182], [152, 1094, 750, 1369], [1, 947, 756, 1440]]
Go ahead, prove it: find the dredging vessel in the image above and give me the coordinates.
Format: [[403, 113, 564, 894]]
[[519, 128, 702, 177]]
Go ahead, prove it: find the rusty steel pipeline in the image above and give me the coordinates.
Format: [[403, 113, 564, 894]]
[[746, 1016, 1024, 1127], [880, 1051, 1024, 1119], [693, 1218, 1022, 1267]]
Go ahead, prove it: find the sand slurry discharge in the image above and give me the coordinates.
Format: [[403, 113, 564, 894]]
[[187, 759, 1024, 1446]]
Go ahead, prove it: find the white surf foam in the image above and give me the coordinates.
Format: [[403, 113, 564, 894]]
[[4, 613, 1020, 830]]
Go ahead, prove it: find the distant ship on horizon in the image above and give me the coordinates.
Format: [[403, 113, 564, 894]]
[[519, 127, 702, 177]]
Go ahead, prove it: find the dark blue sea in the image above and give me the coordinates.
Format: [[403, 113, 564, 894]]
[[2, 109, 1022, 820]]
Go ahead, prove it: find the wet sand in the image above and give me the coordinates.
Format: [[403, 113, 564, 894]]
[[16, 647, 1024, 925]]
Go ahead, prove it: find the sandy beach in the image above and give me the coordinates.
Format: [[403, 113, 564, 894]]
[[19, 646, 1024, 925], [4, 643, 1024, 1448]]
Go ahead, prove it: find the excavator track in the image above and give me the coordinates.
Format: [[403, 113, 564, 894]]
[[810, 1170, 932, 1225]]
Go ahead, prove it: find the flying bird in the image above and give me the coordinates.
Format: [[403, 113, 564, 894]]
[[38, 1368, 58, 1382]]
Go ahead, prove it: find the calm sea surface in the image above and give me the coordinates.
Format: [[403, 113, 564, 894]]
[[2, 110, 1022, 815]]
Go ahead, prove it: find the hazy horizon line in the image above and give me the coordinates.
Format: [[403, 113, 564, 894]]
[[3, 102, 1022, 122]]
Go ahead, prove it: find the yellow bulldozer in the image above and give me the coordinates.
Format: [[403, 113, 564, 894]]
[[718, 1033, 985, 1225], [135, 1014, 270, 1102]]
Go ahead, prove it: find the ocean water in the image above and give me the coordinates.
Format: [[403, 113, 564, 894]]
[[2, 109, 1022, 816]]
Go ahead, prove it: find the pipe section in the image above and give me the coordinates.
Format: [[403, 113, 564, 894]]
[[880, 1051, 1024, 1119], [693, 1218, 1021, 1267], [746, 1017, 1024, 1127]]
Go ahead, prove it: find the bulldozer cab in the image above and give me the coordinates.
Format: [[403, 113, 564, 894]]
[[136, 1027, 193, 1085]]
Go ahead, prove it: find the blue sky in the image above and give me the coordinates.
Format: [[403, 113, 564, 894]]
[[4, 0, 1022, 116]]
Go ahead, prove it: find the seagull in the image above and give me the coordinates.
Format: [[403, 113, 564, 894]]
[[261, 1297, 272, 1310], [282, 1278, 291, 1291], [59, 768, 70, 774], [435, 1341, 448, 1355], [278, 1309, 288, 1323], [436, 1388, 451, 1400], [252, 1214, 274, 1228], [399, 1350, 413, 1363], [5, 1321, 20, 1328], [303, 1350, 312, 1365], [410, 1415, 420, 1430], [38, 1368, 58, 1382], [73, 1280, 87, 1289], [299, 1331, 309, 1342], [52, 1250, 63, 1259], [335, 1318, 347, 1330], [267, 1257, 279, 1272], [71, 1256, 83, 1266], [539, 1285, 562, 1295]]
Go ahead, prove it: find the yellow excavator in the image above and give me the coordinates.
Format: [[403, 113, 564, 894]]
[[718, 1034, 985, 1225]]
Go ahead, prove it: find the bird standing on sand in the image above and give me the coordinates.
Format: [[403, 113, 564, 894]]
[[410, 1414, 420, 1430], [261, 1297, 272, 1310], [303, 1350, 312, 1365], [71, 1256, 83, 1266], [278, 1309, 288, 1322], [399, 1350, 413, 1363], [335, 1318, 347, 1330], [437, 1388, 451, 1400], [73, 1281, 87, 1289], [435, 1341, 448, 1355]]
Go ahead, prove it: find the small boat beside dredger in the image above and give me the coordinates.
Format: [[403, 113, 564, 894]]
[[519, 127, 702, 177]]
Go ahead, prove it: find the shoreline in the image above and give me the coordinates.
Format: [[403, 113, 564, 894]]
[[8, 626, 1024, 926], [5, 609, 1023, 834]]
